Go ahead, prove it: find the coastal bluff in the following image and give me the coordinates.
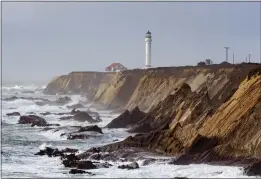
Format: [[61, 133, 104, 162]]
[[44, 63, 261, 112], [44, 63, 261, 167]]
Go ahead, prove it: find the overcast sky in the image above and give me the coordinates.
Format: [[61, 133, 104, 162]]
[[2, 2, 260, 84]]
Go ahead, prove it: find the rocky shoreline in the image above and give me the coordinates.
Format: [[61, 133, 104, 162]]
[[24, 64, 261, 176]]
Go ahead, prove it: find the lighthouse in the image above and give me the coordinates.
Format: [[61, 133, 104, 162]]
[[145, 31, 152, 68]]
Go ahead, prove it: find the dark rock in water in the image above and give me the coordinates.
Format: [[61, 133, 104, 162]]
[[27, 112, 37, 115], [77, 161, 97, 170], [6, 112, 20, 116], [106, 106, 146, 128], [113, 139, 119, 142], [67, 103, 85, 109], [244, 161, 261, 176], [71, 108, 81, 115], [21, 90, 34, 94], [118, 161, 139, 170], [45, 124, 60, 127], [173, 177, 189, 179], [61, 153, 80, 161], [61, 148, 79, 153], [69, 169, 95, 175], [142, 158, 157, 166], [41, 127, 55, 131], [40, 112, 52, 116], [59, 116, 73, 120], [95, 116, 102, 122], [55, 96, 71, 105], [34, 147, 62, 157], [35, 147, 78, 158], [19, 115, 47, 127], [87, 147, 101, 153], [73, 112, 96, 123], [69, 169, 87, 174], [78, 125, 103, 134], [67, 134, 90, 140], [95, 161, 113, 168]]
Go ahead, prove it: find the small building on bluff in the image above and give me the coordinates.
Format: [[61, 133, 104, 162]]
[[105, 63, 127, 72]]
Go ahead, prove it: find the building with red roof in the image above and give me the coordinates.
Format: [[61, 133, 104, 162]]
[[105, 63, 127, 72]]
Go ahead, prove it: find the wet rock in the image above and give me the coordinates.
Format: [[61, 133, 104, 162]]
[[142, 158, 157, 166], [59, 116, 73, 120], [106, 106, 146, 128], [67, 103, 85, 109], [73, 112, 96, 123], [67, 134, 91, 140], [95, 116, 102, 122], [77, 161, 97, 170], [34, 147, 62, 157], [71, 108, 80, 115], [118, 161, 139, 170], [19, 115, 47, 127], [61, 148, 79, 153], [78, 125, 103, 134], [61, 153, 80, 161], [87, 147, 101, 153], [40, 112, 52, 116], [69, 169, 88, 174], [41, 127, 55, 131], [6, 112, 20, 116], [95, 161, 113, 168], [244, 161, 261, 176], [50, 124, 60, 126], [55, 96, 71, 105]]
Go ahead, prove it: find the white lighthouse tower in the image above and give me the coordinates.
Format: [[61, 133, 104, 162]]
[[145, 30, 152, 68]]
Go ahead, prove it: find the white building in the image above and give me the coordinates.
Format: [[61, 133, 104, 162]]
[[145, 31, 152, 69]]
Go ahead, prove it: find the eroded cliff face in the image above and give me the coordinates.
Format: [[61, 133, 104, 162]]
[[43, 72, 115, 100], [44, 63, 261, 164], [99, 66, 261, 165]]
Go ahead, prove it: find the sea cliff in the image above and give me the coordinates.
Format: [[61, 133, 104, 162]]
[[44, 63, 261, 167]]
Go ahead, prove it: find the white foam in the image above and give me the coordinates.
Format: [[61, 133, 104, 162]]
[[39, 143, 53, 150]]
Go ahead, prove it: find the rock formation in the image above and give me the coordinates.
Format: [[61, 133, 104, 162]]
[[43, 63, 261, 175]]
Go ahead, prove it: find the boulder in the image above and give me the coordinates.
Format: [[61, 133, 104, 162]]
[[106, 106, 146, 128], [34, 147, 62, 157], [118, 161, 139, 170], [73, 112, 96, 123], [59, 116, 73, 120], [142, 158, 157, 166], [55, 96, 71, 105], [71, 108, 80, 115], [19, 115, 47, 127], [67, 134, 91, 140], [244, 161, 261, 176], [69, 169, 91, 175], [87, 147, 101, 153], [76, 161, 97, 170], [6, 112, 20, 116], [78, 125, 103, 134]]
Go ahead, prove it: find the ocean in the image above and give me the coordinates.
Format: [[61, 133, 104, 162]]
[[1, 84, 254, 178]]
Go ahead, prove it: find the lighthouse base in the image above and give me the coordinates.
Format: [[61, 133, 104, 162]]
[[144, 65, 152, 69]]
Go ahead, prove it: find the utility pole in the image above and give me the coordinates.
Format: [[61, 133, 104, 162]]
[[233, 53, 235, 64], [248, 54, 251, 63], [224, 47, 230, 62]]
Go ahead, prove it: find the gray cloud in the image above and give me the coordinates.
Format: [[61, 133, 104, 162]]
[[2, 2, 260, 84]]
